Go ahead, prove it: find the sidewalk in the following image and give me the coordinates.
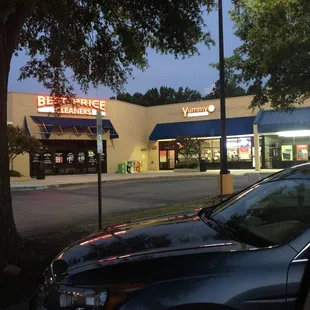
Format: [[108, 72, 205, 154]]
[[10, 169, 279, 191]]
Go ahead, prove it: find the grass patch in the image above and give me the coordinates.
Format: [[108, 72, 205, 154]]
[[2, 195, 227, 308], [25, 195, 224, 255]]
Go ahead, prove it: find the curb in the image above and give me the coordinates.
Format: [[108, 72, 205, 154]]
[[10, 172, 274, 192], [11, 174, 217, 192]]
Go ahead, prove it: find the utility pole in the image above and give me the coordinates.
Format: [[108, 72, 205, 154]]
[[96, 110, 103, 230], [218, 0, 228, 175], [217, 0, 234, 199]]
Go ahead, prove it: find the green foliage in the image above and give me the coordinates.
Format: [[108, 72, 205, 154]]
[[11, 0, 217, 97], [230, 0, 310, 109], [176, 137, 203, 162], [0, 0, 218, 250], [113, 86, 204, 106], [175, 162, 199, 169], [8, 125, 41, 163], [9, 170, 22, 177], [203, 56, 250, 99], [112, 59, 253, 105]]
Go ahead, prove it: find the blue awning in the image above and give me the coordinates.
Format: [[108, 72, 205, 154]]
[[149, 116, 256, 140], [254, 108, 310, 133], [24, 117, 31, 137], [30, 116, 119, 139]]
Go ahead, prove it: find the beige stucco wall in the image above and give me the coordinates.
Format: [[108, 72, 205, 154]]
[[8, 92, 147, 175], [146, 96, 310, 134], [104, 100, 148, 172], [145, 96, 310, 170], [145, 96, 260, 171], [7, 93, 13, 124], [8, 91, 310, 176], [145, 96, 258, 135]]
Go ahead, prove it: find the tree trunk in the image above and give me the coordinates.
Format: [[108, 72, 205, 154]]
[[0, 5, 29, 257], [0, 37, 20, 256]]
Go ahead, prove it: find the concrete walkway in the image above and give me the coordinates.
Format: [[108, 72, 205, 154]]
[[10, 169, 280, 191]]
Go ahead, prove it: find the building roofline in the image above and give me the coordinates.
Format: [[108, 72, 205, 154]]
[[8, 91, 255, 108]]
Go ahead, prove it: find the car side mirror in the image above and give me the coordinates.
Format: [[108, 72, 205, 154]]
[[52, 259, 69, 281]]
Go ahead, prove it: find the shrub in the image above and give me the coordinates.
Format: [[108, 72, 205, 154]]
[[175, 162, 199, 169], [10, 170, 22, 177]]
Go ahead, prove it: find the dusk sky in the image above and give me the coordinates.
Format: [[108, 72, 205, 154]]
[[8, 2, 240, 99]]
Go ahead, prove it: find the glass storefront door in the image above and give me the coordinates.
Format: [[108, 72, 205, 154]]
[[168, 150, 175, 169], [159, 141, 177, 170], [77, 151, 87, 173], [159, 149, 176, 170]]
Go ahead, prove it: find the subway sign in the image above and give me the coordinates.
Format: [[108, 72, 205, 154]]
[[37, 95, 106, 116]]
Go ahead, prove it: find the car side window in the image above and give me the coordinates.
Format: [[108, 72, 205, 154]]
[[298, 245, 310, 260], [215, 179, 310, 245]]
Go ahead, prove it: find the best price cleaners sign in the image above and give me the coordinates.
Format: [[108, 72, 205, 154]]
[[37, 95, 106, 116]]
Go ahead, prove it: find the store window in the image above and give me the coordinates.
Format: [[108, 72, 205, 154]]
[[200, 139, 220, 162], [55, 152, 64, 164], [43, 151, 53, 175], [265, 135, 310, 169], [55, 151, 65, 174], [159, 141, 176, 150], [200, 138, 252, 163], [227, 138, 238, 161], [227, 138, 252, 162], [77, 151, 86, 164], [66, 152, 75, 164], [87, 150, 97, 173]]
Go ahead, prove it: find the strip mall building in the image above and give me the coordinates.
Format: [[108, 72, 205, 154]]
[[7, 92, 310, 177]]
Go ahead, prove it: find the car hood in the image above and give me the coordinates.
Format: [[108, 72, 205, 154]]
[[57, 210, 239, 272]]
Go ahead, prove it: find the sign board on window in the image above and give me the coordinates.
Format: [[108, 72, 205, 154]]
[[43, 152, 53, 165], [281, 145, 293, 161], [296, 145, 308, 161]]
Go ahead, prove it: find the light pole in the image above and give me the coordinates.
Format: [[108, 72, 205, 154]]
[[218, 0, 228, 175], [217, 0, 234, 198]]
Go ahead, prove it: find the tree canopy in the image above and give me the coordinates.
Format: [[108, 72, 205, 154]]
[[11, 0, 217, 97], [8, 125, 41, 163], [0, 0, 219, 252], [111, 54, 256, 106], [112, 86, 204, 106], [176, 136, 203, 162], [231, 0, 310, 109], [204, 56, 255, 99]]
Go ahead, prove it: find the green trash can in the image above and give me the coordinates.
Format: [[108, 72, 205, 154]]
[[118, 163, 122, 173], [118, 163, 126, 174], [121, 163, 126, 174]]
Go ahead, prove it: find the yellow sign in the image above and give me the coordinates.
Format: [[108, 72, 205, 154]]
[[281, 145, 293, 161]]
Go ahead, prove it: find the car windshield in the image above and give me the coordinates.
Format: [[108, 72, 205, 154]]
[[208, 168, 310, 247]]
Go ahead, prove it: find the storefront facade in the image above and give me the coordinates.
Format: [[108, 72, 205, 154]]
[[8, 92, 148, 177], [7, 92, 310, 177]]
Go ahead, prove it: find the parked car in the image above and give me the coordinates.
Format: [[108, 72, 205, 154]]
[[30, 163, 310, 310]]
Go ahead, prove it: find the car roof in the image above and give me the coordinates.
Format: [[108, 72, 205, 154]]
[[265, 163, 310, 182]]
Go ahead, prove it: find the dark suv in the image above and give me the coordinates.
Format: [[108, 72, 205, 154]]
[[30, 164, 310, 310]]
